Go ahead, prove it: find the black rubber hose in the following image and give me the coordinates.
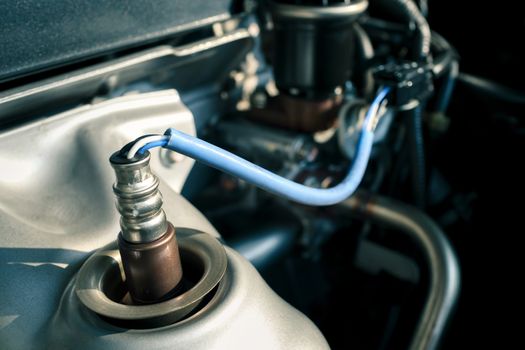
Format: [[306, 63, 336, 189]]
[[359, 18, 455, 76], [378, 0, 431, 61], [406, 105, 426, 208], [458, 73, 525, 106], [434, 60, 459, 113], [355, 23, 375, 60], [354, 23, 375, 98], [431, 31, 458, 77]]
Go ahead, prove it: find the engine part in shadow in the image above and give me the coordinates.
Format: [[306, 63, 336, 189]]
[[228, 219, 299, 272], [339, 192, 461, 350], [248, 93, 342, 132]]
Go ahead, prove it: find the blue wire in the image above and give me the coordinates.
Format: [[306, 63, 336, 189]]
[[138, 87, 390, 206], [164, 128, 374, 206]]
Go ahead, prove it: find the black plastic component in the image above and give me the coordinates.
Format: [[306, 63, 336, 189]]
[[269, 1, 367, 99], [110, 147, 149, 165], [0, 0, 233, 83], [373, 62, 434, 106]]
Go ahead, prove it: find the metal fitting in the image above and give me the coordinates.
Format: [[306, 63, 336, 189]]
[[110, 150, 183, 304], [110, 151, 167, 243], [118, 223, 184, 304]]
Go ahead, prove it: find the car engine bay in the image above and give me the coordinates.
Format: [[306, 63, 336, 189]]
[[1, 0, 523, 349]]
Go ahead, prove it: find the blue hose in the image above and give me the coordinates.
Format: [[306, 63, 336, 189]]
[[164, 128, 373, 206], [151, 87, 390, 206], [159, 88, 389, 206]]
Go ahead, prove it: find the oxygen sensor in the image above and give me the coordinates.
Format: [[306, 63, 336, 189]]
[[110, 150, 183, 304]]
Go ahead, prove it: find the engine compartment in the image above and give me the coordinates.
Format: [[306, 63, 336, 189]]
[[2, 0, 523, 348]]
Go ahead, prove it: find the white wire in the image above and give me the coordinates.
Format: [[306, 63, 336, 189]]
[[337, 99, 385, 159], [126, 135, 169, 159]]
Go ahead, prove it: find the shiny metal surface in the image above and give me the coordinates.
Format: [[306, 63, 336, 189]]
[[0, 1, 232, 82], [76, 228, 227, 327], [341, 193, 461, 350], [0, 90, 219, 348], [0, 90, 205, 250], [49, 246, 329, 350], [0, 29, 253, 126], [110, 152, 168, 243], [0, 90, 328, 349]]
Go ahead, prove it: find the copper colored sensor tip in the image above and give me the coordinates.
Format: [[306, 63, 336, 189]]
[[118, 223, 183, 304]]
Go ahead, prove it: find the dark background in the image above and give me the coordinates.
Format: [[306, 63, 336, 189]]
[[428, 0, 524, 347]]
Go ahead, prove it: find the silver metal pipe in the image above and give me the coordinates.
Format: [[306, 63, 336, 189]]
[[340, 193, 460, 350]]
